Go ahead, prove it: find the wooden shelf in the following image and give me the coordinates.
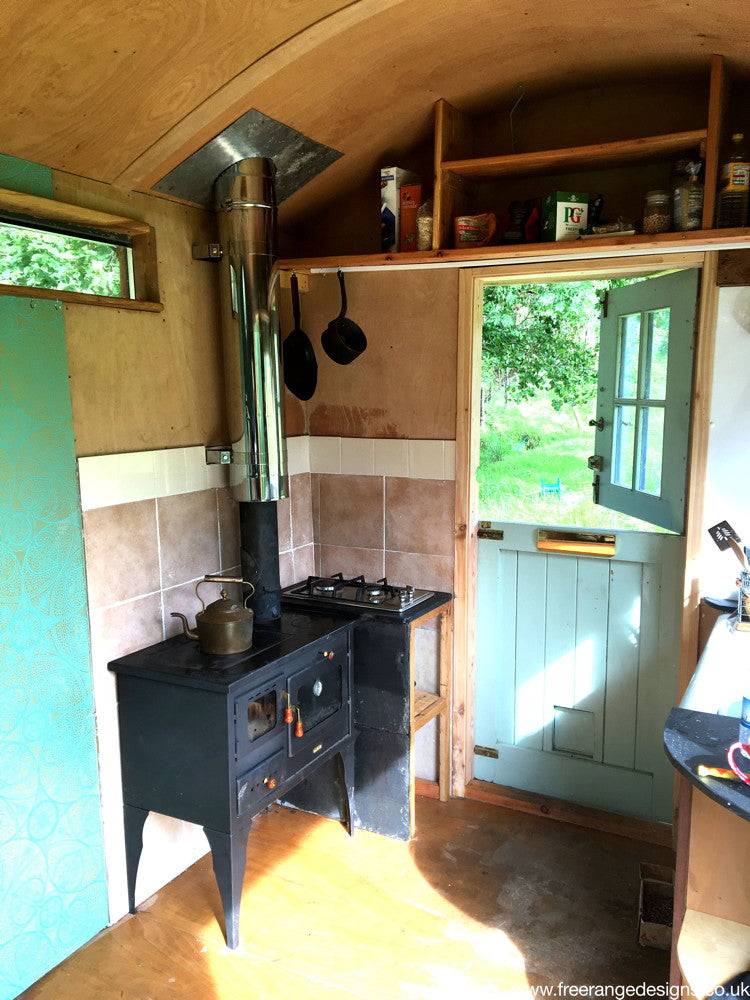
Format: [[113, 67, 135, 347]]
[[277, 227, 750, 273], [412, 689, 446, 732], [442, 129, 708, 180], [678, 908, 750, 999]]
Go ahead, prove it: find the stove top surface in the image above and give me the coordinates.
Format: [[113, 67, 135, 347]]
[[108, 611, 353, 690], [282, 574, 434, 613]]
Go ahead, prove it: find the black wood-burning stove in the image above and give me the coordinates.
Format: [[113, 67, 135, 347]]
[[110, 612, 356, 949]]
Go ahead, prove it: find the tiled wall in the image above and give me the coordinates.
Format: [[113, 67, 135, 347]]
[[283, 437, 456, 784], [80, 436, 455, 923], [83, 484, 241, 921]]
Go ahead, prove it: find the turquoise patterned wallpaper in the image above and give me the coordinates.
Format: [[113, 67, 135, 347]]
[[0, 159, 107, 999]]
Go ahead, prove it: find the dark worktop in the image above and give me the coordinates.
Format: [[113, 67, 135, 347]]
[[664, 706, 750, 821], [108, 611, 353, 692]]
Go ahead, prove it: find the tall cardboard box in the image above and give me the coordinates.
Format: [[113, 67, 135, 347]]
[[399, 183, 423, 252], [381, 167, 418, 251], [542, 191, 588, 241]]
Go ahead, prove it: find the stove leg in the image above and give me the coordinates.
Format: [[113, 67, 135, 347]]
[[123, 804, 149, 914], [204, 817, 252, 950], [335, 744, 356, 837]]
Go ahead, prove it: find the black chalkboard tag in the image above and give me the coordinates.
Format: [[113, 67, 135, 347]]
[[708, 520, 740, 550]]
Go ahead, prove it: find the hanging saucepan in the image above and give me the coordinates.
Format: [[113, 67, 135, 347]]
[[282, 273, 317, 401], [171, 575, 256, 656], [321, 270, 367, 365]]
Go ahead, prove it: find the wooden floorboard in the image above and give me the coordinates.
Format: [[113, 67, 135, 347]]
[[21, 796, 673, 999]]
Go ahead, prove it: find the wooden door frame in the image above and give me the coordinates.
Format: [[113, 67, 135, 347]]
[[451, 251, 717, 797]]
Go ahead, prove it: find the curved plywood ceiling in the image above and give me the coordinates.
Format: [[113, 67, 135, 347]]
[[1, 0, 749, 220]]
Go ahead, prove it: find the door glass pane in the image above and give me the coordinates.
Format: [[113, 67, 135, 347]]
[[617, 313, 641, 399], [643, 308, 670, 400], [612, 405, 636, 488], [637, 407, 665, 496]]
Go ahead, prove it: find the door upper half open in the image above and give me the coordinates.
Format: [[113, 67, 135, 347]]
[[593, 269, 699, 534], [478, 270, 699, 535]]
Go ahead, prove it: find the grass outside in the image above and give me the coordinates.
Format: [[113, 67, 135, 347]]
[[478, 397, 656, 532]]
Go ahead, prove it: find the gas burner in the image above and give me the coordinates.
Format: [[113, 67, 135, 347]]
[[306, 573, 345, 597]]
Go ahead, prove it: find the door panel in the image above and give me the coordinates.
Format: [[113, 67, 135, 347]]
[[594, 269, 699, 532], [474, 523, 685, 822]]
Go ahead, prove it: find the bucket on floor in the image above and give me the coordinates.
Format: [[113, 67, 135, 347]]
[[638, 862, 674, 950]]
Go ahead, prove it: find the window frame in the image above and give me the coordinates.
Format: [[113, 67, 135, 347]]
[[0, 185, 161, 312], [594, 268, 700, 533]]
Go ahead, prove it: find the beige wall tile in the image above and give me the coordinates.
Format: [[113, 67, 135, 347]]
[[277, 495, 292, 553], [311, 473, 321, 539], [217, 488, 240, 570], [290, 472, 313, 548], [408, 440, 445, 480], [309, 435, 341, 474], [157, 490, 220, 588], [83, 499, 160, 609], [285, 435, 310, 475], [279, 550, 295, 588], [293, 544, 316, 581], [385, 478, 455, 556], [385, 550, 454, 593], [319, 544, 385, 580], [374, 439, 409, 477], [341, 437, 375, 476], [90, 592, 164, 665], [318, 474, 384, 549]]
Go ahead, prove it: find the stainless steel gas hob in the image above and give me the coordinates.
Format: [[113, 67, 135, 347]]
[[282, 574, 434, 614]]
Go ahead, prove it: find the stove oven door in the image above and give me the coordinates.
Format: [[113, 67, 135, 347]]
[[234, 673, 286, 764], [287, 634, 350, 766]]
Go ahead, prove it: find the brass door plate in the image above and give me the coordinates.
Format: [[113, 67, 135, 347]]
[[474, 745, 499, 759], [478, 521, 504, 541], [537, 529, 615, 558]]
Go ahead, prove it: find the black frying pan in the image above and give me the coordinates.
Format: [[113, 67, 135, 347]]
[[321, 270, 367, 365], [282, 273, 317, 401]]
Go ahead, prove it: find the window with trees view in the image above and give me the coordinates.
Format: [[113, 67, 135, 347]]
[[0, 220, 132, 298], [479, 277, 656, 532]]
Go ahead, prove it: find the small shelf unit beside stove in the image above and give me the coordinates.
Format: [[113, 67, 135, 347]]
[[409, 601, 452, 810]]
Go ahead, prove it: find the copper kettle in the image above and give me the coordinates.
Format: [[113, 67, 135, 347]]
[[171, 575, 256, 655]]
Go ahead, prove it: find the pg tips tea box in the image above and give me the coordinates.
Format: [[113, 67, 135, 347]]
[[542, 191, 588, 241]]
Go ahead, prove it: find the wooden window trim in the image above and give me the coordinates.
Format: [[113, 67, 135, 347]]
[[0, 186, 161, 310]]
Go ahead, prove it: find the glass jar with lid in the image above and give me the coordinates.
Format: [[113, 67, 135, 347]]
[[643, 190, 672, 234]]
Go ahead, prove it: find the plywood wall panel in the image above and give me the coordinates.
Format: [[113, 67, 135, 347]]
[[687, 792, 750, 925], [53, 171, 226, 456], [290, 269, 458, 440]]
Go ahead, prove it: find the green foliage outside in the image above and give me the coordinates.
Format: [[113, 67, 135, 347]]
[[0, 221, 124, 297], [479, 278, 656, 532]]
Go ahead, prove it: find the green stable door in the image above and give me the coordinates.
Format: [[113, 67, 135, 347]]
[[474, 270, 699, 823]]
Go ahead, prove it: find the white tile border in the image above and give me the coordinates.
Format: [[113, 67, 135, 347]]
[[301, 436, 456, 480], [78, 445, 228, 512], [78, 435, 457, 511]]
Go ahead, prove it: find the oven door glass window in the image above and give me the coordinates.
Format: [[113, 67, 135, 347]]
[[289, 661, 344, 733], [247, 690, 277, 742]]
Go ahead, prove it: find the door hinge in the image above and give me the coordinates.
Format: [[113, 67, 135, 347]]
[[602, 290, 609, 318], [592, 475, 600, 504], [474, 744, 499, 759], [587, 454, 603, 471]]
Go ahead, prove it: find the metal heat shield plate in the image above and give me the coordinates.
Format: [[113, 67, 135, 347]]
[[152, 108, 342, 207]]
